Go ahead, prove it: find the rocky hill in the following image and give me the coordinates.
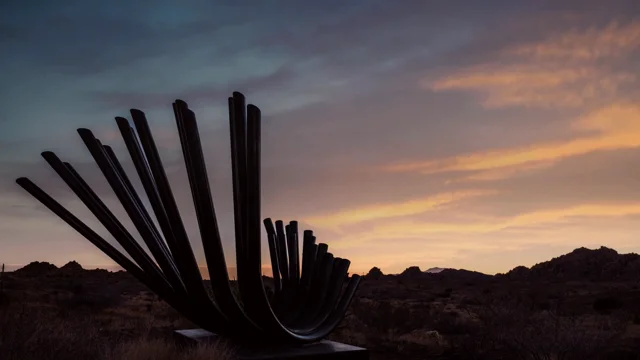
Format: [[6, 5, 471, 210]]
[[366, 266, 384, 280], [12, 261, 58, 277], [504, 246, 640, 282], [361, 246, 640, 285], [59, 261, 83, 273]]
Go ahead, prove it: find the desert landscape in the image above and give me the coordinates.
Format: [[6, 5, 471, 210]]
[[2, 246, 640, 360]]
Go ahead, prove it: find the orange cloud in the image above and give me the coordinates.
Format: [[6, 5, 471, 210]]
[[332, 202, 640, 249], [304, 189, 495, 228], [426, 20, 639, 109], [509, 21, 640, 61], [384, 104, 640, 174], [428, 65, 634, 108], [445, 160, 557, 183]]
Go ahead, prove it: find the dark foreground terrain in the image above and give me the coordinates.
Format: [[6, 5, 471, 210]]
[[2, 246, 640, 360]]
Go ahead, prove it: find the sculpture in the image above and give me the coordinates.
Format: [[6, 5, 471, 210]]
[[16, 92, 361, 344]]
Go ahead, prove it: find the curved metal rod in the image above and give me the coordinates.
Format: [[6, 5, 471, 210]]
[[230, 94, 360, 342], [264, 221, 312, 325], [285, 243, 328, 324], [285, 243, 332, 326], [287, 221, 301, 287], [270, 221, 291, 312], [262, 219, 288, 309], [300, 230, 317, 287], [127, 112, 237, 332], [229, 93, 251, 312], [295, 258, 351, 332], [295, 252, 335, 326], [307, 274, 361, 335], [269, 220, 292, 314], [274, 220, 290, 285], [76, 128, 231, 334], [76, 132, 171, 274], [128, 112, 209, 299], [102, 145, 185, 294], [114, 117, 186, 276], [286, 232, 319, 322], [13, 178, 206, 328], [266, 226, 282, 295], [111, 116, 233, 331], [40, 151, 171, 292], [173, 99, 262, 337]]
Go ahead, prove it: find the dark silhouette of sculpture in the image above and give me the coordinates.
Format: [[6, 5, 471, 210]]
[[15, 92, 361, 344]]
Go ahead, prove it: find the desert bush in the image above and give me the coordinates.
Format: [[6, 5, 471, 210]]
[[593, 296, 623, 314], [1, 275, 23, 290], [397, 329, 447, 355], [0, 291, 9, 307], [437, 288, 453, 298], [0, 304, 105, 360], [0, 300, 234, 360], [459, 296, 481, 306], [54, 285, 124, 314], [453, 297, 626, 360], [104, 337, 235, 360], [349, 299, 424, 334], [431, 311, 470, 335]]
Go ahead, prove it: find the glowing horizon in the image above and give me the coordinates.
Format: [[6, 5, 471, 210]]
[[3, 242, 633, 278]]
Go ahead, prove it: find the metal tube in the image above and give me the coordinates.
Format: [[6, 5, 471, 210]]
[[102, 145, 186, 294], [40, 152, 170, 292], [174, 99, 261, 336], [127, 113, 223, 315]]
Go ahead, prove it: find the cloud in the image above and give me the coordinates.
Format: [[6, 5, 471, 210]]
[[429, 64, 635, 108], [508, 20, 640, 61], [426, 20, 639, 109], [446, 160, 558, 183], [91, 66, 295, 110], [385, 103, 640, 175], [384, 20, 640, 198], [333, 202, 640, 250], [304, 189, 495, 228]]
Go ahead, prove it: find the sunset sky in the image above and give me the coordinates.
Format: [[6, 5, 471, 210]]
[[2, 1, 640, 277]]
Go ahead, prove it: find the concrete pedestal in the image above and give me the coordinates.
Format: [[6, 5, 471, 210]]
[[174, 329, 369, 360]]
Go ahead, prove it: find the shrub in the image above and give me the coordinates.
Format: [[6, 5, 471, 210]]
[[453, 298, 625, 360], [104, 337, 235, 360], [55, 286, 124, 314], [593, 296, 623, 314], [0, 304, 104, 360]]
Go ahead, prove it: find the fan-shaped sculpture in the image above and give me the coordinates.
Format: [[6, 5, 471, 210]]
[[16, 92, 361, 344]]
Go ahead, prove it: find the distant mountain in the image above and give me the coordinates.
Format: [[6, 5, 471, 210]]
[[59, 261, 83, 273], [504, 246, 640, 281], [400, 266, 424, 278], [384, 266, 492, 283], [362, 246, 640, 283], [13, 261, 58, 277], [365, 267, 384, 280], [438, 268, 492, 281]]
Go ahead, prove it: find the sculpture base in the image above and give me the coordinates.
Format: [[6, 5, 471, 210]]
[[174, 329, 369, 360]]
